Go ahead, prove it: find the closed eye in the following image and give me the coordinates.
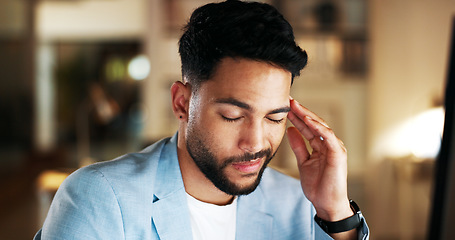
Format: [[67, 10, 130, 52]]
[[267, 117, 284, 124], [222, 115, 242, 122]]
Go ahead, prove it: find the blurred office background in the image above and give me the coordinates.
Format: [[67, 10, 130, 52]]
[[0, 0, 454, 239]]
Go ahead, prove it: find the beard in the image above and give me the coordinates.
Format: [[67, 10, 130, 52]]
[[185, 128, 276, 196]]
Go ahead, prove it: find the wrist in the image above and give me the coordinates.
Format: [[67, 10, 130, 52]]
[[315, 199, 353, 222], [315, 200, 363, 234]]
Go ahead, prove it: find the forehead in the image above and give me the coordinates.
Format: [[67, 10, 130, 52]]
[[197, 58, 292, 108]]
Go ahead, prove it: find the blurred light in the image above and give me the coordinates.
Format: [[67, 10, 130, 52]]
[[128, 54, 150, 81], [383, 107, 445, 159], [37, 170, 69, 191], [410, 107, 445, 158]]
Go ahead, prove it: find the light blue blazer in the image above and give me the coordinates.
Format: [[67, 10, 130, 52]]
[[35, 134, 369, 239]]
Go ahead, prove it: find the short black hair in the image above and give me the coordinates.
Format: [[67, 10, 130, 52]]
[[178, 0, 307, 88]]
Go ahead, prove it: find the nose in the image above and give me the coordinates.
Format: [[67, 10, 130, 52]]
[[238, 120, 266, 153]]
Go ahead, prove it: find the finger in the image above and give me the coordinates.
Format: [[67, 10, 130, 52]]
[[290, 98, 329, 128], [307, 133, 325, 152], [303, 116, 343, 152], [338, 138, 347, 153], [288, 113, 325, 154], [286, 127, 310, 164], [287, 111, 315, 141], [289, 97, 346, 153]]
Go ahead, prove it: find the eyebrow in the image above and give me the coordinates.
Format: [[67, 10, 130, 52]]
[[215, 98, 252, 110], [214, 97, 290, 115], [268, 107, 291, 115]]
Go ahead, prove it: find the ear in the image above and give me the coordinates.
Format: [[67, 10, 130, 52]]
[[171, 81, 191, 121]]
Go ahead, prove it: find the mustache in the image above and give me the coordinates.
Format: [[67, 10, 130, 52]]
[[221, 148, 273, 168]]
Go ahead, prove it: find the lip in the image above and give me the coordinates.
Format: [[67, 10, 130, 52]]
[[231, 158, 263, 174]]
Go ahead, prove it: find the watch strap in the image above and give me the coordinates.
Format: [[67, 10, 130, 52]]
[[314, 200, 362, 234]]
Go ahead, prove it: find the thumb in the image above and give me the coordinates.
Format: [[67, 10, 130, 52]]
[[287, 127, 310, 165]]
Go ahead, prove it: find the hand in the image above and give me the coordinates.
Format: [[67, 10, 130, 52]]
[[287, 98, 352, 222]]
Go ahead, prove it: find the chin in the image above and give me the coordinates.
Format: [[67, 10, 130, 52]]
[[218, 169, 265, 196]]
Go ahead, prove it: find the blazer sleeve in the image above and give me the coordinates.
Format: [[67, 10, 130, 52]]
[[37, 166, 125, 240]]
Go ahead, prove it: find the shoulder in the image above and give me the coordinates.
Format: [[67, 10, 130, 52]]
[[40, 137, 174, 239], [53, 136, 173, 213], [89, 137, 170, 176], [42, 162, 128, 239], [68, 137, 171, 188]]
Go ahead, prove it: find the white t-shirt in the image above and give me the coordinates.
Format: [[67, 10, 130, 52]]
[[186, 193, 237, 240]]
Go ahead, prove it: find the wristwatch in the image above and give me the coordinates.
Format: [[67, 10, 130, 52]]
[[314, 200, 362, 234]]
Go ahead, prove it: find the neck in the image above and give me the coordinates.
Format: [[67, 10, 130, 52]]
[[177, 131, 234, 206]]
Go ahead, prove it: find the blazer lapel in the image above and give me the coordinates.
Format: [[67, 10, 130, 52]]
[[150, 134, 193, 240], [236, 187, 274, 240], [152, 192, 192, 240]]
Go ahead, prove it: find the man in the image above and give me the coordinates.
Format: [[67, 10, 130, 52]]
[[35, 1, 369, 239]]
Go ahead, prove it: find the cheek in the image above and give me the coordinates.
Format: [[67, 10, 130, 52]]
[[206, 120, 239, 150], [187, 111, 233, 151], [267, 124, 287, 147]]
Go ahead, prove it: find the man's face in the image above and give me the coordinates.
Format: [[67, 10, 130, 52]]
[[185, 57, 292, 196]]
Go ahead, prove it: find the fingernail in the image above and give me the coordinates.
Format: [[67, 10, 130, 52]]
[[289, 96, 294, 100]]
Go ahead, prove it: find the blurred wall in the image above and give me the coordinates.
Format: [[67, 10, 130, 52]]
[[367, 0, 455, 239], [368, 0, 455, 161], [36, 0, 147, 41]]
